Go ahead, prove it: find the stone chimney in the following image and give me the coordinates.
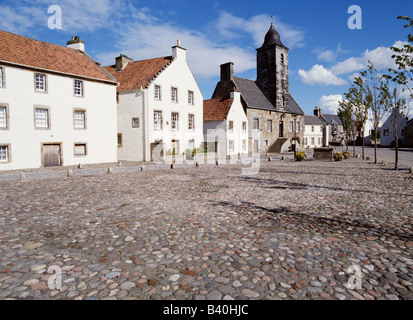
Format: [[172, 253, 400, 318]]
[[115, 54, 133, 71], [220, 62, 234, 83], [314, 106, 322, 117], [172, 40, 187, 61], [67, 36, 85, 51]]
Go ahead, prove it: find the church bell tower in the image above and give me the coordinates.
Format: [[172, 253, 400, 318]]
[[256, 23, 290, 111]]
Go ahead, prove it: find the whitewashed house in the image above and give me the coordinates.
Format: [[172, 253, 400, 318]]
[[380, 107, 407, 147], [203, 90, 249, 157], [104, 41, 203, 162], [0, 30, 118, 170], [303, 115, 325, 148]]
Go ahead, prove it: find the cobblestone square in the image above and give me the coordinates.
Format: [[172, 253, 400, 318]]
[[0, 159, 412, 300]]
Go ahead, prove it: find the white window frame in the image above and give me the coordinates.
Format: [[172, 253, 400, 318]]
[[188, 91, 194, 105], [228, 121, 234, 133], [171, 87, 178, 103], [253, 118, 259, 131], [0, 105, 8, 129], [74, 110, 86, 129], [267, 119, 272, 132], [171, 112, 179, 131], [154, 111, 163, 130], [132, 117, 140, 128], [34, 107, 50, 129], [154, 85, 162, 100], [188, 114, 195, 131], [34, 73, 47, 92], [242, 122, 247, 133], [0, 67, 5, 88], [242, 140, 247, 151], [74, 80, 84, 97], [229, 140, 234, 152], [0, 145, 10, 163], [74, 143, 87, 156]]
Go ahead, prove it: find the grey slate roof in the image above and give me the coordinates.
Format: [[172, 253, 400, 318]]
[[233, 77, 276, 111], [322, 114, 342, 126], [261, 23, 286, 48], [233, 76, 304, 115], [287, 94, 304, 115], [304, 115, 325, 126]]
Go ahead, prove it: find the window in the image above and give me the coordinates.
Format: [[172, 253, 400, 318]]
[[74, 110, 86, 129], [265, 140, 269, 147], [0, 145, 9, 162], [188, 114, 195, 131], [117, 134, 123, 148], [229, 140, 234, 152], [35, 108, 49, 128], [171, 87, 178, 103], [304, 138, 308, 146], [267, 120, 272, 132], [281, 53, 285, 65], [154, 85, 161, 100], [74, 80, 84, 97], [188, 139, 195, 151], [132, 118, 140, 128], [318, 138, 321, 145], [74, 143, 87, 156], [35, 73, 47, 92], [289, 121, 294, 133], [383, 129, 389, 136], [242, 140, 247, 151], [171, 112, 179, 130], [228, 121, 234, 133], [253, 118, 259, 131], [0, 106, 7, 128], [154, 111, 163, 130], [242, 122, 247, 133], [311, 138, 315, 145], [296, 121, 300, 133], [0, 67, 5, 88], [188, 91, 194, 105], [311, 126, 315, 133]]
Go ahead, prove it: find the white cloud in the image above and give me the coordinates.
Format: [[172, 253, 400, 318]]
[[318, 95, 343, 114], [212, 11, 306, 49], [298, 65, 347, 86]]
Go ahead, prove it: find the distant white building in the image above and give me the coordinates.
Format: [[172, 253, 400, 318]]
[[303, 115, 325, 148], [104, 41, 203, 162], [203, 90, 249, 156], [0, 30, 118, 170]]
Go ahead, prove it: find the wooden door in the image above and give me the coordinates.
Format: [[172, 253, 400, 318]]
[[43, 144, 61, 167], [279, 121, 284, 138]]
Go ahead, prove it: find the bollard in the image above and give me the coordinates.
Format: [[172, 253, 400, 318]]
[[118, 161, 122, 167], [107, 167, 113, 174], [268, 157, 272, 162], [20, 172, 26, 181], [216, 160, 219, 166], [409, 167, 413, 174], [171, 163, 175, 169], [196, 162, 200, 168], [78, 163, 83, 169], [67, 169, 73, 178], [382, 160, 387, 166], [281, 156, 285, 161], [366, 156, 370, 161], [141, 165, 146, 172]]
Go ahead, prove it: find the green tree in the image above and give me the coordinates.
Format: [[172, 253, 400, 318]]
[[361, 62, 388, 164], [387, 16, 413, 98], [337, 99, 354, 153]]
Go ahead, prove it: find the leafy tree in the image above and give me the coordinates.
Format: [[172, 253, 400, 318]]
[[337, 99, 354, 153], [361, 62, 388, 164], [387, 16, 413, 98]]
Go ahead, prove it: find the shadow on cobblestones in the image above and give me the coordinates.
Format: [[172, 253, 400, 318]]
[[212, 201, 413, 243]]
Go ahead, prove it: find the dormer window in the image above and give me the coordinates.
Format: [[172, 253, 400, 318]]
[[0, 67, 5, 88], [35, 73, 47, 92]]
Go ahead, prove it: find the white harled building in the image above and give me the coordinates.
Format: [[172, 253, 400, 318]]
[[0, 30, 118, 170], [104, 41, 203, 162]]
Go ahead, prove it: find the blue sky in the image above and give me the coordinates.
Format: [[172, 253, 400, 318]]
[[0, 0, 412, 115]]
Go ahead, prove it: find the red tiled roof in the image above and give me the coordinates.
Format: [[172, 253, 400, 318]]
[[0, 30, 116, 83], [203, 98, 233, 121], [103, 57, 173, 92]]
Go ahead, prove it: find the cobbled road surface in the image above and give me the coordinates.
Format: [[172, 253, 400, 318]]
[[0, 159, 412, 300]]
